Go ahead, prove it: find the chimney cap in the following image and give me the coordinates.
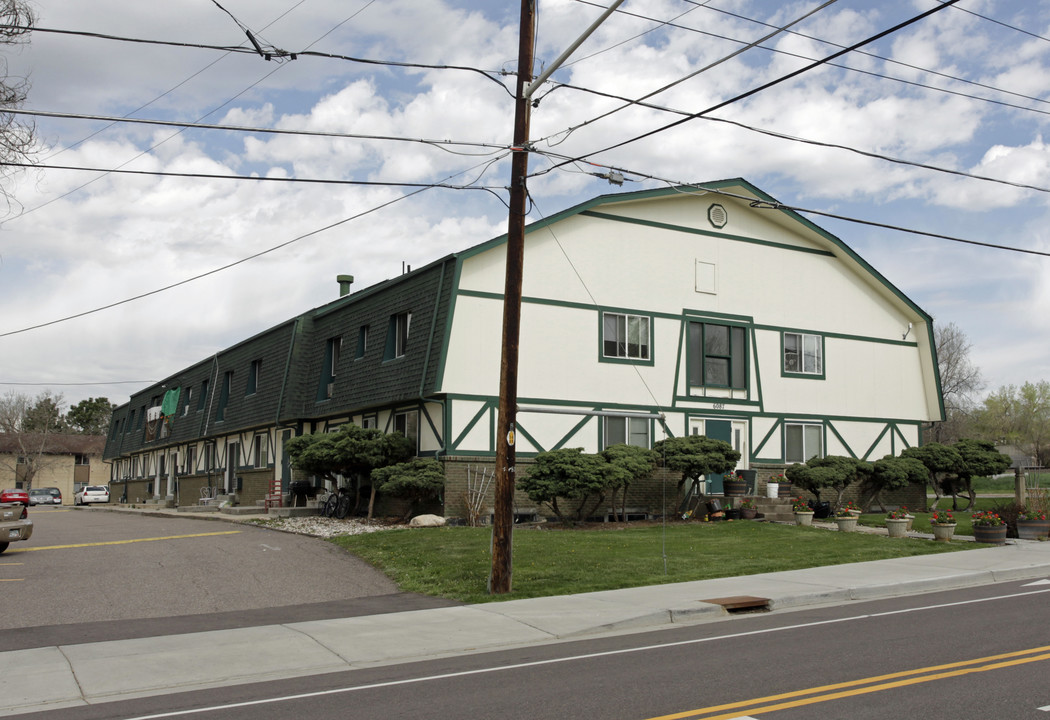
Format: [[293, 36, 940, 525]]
[[337, 274, 354, 297]]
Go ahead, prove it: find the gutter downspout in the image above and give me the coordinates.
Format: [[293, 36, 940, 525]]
[[419, 260, 449, 459]]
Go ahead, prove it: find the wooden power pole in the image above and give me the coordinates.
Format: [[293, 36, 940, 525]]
[[489, 0, 535, 595]]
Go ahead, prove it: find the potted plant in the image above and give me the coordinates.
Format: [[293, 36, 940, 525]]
[[723, 473, 747, 497], [971, 510, 1007, 545], [739, 498, 757, 520], [930, 510, 956, 542], [767, 473, 786, 499], [841, 500, 862, 516], [885, 508, 910, 538], [1016, 508, 1049, 540], [724, 498, 742, 521], [834, 506, 859, 532], [793, 497, 814, 526]]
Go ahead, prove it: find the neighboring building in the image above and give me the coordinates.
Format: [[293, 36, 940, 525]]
[[0, 433, 108, 504], [103, 180, 942, 517]]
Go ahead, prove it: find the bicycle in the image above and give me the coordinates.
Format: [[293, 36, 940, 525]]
[[324, 485, 353, 519]]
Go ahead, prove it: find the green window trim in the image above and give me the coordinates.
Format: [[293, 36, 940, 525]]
[[316, 336, 341, 401], [598, 310, 655, 366], [782, 332, 825, 379], [784, 421, 824, 464], [687, 320, 748, 391], [384, 312, 411, 362]]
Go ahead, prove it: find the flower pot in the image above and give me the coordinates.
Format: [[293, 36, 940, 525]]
[[848, 509, 862, 516], [794, 511, 814, 526], [905, 514, 915, 532], [886, 518, 909, 538], [835, 515, 858, 532], [725, 508, 742, 521], [723, 479, 747, 497], [931, 523, 956, 542], [740, 507, 757, 520], [1016, 519, 1050, 540], [777, 483, 793, 498], [973, 524, 1008, 545], [766, 483, 780, 499]]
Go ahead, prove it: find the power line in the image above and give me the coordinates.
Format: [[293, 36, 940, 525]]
[[532, 0, 962, 178]]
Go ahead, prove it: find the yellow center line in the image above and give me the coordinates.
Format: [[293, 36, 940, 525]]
[[4, 530, 241, 553], [647, 645, 1050, 720], [0, 578, 24, 582]]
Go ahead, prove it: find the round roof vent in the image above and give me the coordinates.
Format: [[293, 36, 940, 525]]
[[708, 203, 728, 228]]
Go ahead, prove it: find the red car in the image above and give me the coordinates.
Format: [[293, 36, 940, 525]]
[[0, 488, 29, 506]]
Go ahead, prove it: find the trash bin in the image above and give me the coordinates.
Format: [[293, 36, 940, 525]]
[[289, 480, 312, 507], [735, 469, 757, 495]]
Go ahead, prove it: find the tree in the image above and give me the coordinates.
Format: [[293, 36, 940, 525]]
[[371, 459, 445, 522], [0, 0, 37, 204], [0, 390, 65, 490], [285, 424, 415, 519], [601, 444, 657, 522], [785, 455, 872, 510], [863, 454, 928, 512], [950, 439, 1011, 511], [65, 397, 115, 435], [926, 322, 983, 444], [517, 448, 609, 525], [652, 435, 740, 506], [901, 442, 964, 511], [973, 381, 1050, 466]]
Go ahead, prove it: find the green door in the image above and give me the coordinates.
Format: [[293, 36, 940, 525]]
[[702, 420, 732, 494]]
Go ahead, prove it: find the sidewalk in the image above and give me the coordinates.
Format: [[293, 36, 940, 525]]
[[4, 513, 1050, 716]]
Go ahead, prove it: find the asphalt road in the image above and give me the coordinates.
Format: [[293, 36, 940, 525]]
[[34, 578, 1050, 720], [0, 506, 456, 649]]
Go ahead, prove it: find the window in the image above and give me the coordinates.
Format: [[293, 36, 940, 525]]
[[784, 333, 823, 376], [602, 312, 650, 361], [183, 387, 193, 416], [253, 434, 268, 468], [74, 454, 89, 466], [385, 312, 411, 360], [246, 359, 261, 395], [317, 337, 341, 400], [688, 321, 747, 389], [204, 443, 216, 471], [393, 410, 418, 445], [216, 371, 232, 421], [185, 445, 197, 475], [604, 416, 649, 448], [356, 325, 368, 359], [198, 379, 209, 411], [361, 415, 377, 429], [785, 423, 823, 464]]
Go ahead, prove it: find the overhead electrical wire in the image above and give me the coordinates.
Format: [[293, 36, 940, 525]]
[[531, 0, 962, 179]]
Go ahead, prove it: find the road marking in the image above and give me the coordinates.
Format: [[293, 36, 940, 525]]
[[1023, 579, 1050, 587], [113, 588, 1050, 720], [646, 647, 1050, 719], [2, 530, 241, 554], [0, 578, 24, 582], [1039, 704, 1050, 711]]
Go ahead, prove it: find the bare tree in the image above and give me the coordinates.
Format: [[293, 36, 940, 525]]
[[0, 390, 65, 490], [0, 0, 36, 203], [926, 321, 984, 443]]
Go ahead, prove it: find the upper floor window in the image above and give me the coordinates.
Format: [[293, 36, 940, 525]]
[[604, 416, 650, 448], [198, 379, 209, 411], [602, 312, 650, 361], [216, 371, 233, 421], [784, 332, 823, 376], [785, 422, 823, 464], [356, 325, 368, 359], [385, 312, 411, 360], [317, 337, 341, 401], [688, 321, 747, 389], [183, 387, 193, 416], [246, 359, 262, 395]]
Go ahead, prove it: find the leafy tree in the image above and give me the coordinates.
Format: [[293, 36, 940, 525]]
[[949, 438, 1011, 511], [285, 424, 415, 519], [0, 390, 65, 490], [22, 391, 64, 433], [785, 455, 872, 510], [973, 381, 1050, 466], [65, 397, 116, 435], [863, 454, 929, 512], [372, 459, 445, 522], [601, 444, 657, 522], [517, 448, 609, 525], [653, 435, 740, 505], [901, 442, 964, 511]]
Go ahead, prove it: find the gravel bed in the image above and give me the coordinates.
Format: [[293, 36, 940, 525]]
[[250, 515, 400, 538]]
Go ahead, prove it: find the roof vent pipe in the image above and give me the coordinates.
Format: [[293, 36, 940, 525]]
[[337, 274, 354, 297]]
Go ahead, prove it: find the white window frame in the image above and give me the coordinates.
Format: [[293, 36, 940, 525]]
[[784, 332, 823, 375], [602, 312, 650, 361], [785, 422, 823, 464], [604, 416, 650, 449]]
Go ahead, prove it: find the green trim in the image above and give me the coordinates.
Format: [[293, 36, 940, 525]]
[[551, 413, 595, 451], [580, 210, 835, 257], [434, 257, 464, 393], [753, 419, 780, 457], [420, 403, 442, 449], [597, 309, 656, 367], [450, 401, 494, 451], [751, 327, 765, 412], [827, 421, 857, 459], [515, 422, 544, 453]]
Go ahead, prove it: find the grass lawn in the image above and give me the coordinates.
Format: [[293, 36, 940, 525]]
[[332, 520, 972, 604]]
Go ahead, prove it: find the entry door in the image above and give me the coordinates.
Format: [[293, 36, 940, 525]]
[[226, 442, 239, 494], [690, 418, 748, 495]]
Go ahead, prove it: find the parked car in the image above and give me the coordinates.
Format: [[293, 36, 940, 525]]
[[0, 501, 32, 554], [74, 486, 110, 505], [28, 487, 63, 506], [0, 488, 29, 506]]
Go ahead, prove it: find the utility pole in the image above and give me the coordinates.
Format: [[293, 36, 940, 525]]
[[489, 0, 535, 595]]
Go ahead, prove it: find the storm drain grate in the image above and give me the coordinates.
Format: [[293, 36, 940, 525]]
[[702, 595, 771, 614]]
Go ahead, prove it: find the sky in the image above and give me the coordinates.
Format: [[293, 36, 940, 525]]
[[1, 0, 1049, 413]]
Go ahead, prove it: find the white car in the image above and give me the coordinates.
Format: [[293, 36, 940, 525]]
[[75, 486, 110, 505]]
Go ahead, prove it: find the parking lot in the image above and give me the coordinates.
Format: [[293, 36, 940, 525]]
[[0, 506, 454, 650]]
